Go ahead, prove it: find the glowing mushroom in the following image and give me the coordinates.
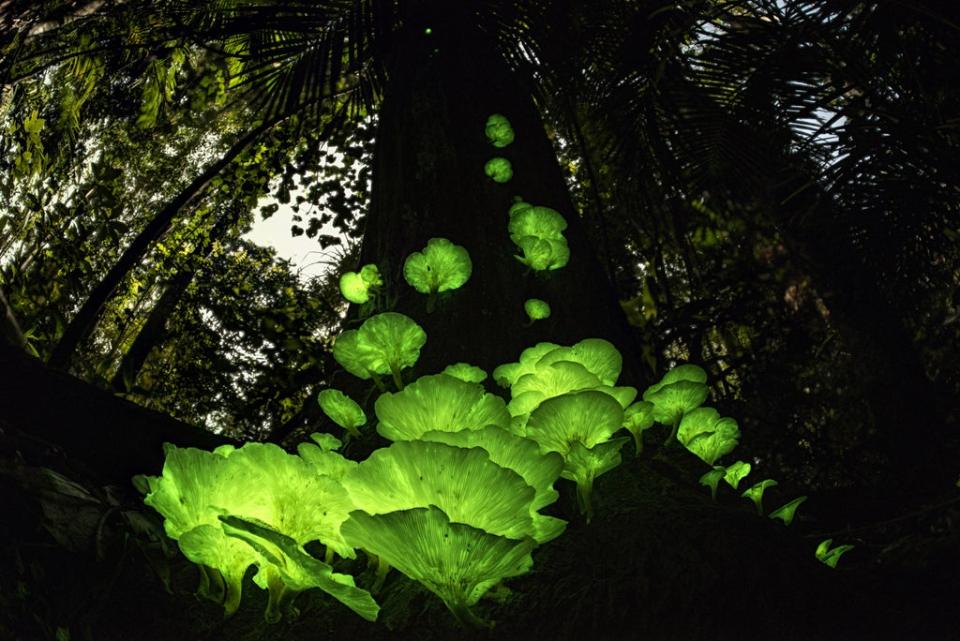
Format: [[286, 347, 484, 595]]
[[333, 312, 427, 389], [676, 407, 741, 465], [524, 298, 551, 324], [484, 113, 515, 148], [339, 263, 383, 305], [484, 157, 513, 183], [642, 364, 710, 444], [622, 400, 655, 455], [442, 362, 487, 383], [374, 373, 511, 441], [524, 390, 626, 521], [403, 237, 472, 312], [317, 389, 366, 439]]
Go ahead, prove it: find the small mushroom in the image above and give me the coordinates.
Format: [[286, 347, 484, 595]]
[[622, 400, 655, 455], [332, 313, 427, 389], [442, 362, 488, 383], [403, 237, 472, 311], [741, 479, 778, 515], [339, 263, 383, 304], [699, 466, 726, 500], [676, 407, 740, 465], [524, 298, 551, 324], [768, 496, 808, 526], [484, 157, 513, 182], [485, 113, 515, 148], [317, 389, 367, 439]]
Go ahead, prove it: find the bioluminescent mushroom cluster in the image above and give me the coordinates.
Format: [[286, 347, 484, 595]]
[[140, 113, 838, 630]]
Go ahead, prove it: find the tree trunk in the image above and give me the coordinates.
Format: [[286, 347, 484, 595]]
[[357, 1, 644, 387], [109, 207, 241, 392], [47, 120, 276, 372]]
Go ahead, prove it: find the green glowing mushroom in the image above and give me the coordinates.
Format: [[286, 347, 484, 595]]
[[506, 361, 603, 422], [420, 425, 566, 543], [442, 362, 487, 383], [536, 338, 624, 387], [768, 496, 808, 526], [524, 390, 626, 521], [333, 312, 427, 389], [622, 401, 655, 455], [514, 235, 570, 271], [508, 205, 567, 242], [342, 440, 543, 542], [699, 466, 727, 500], [676, 407, 741, 465], [297, 433, 357, 481], [375, 373, 510, 441], [484, 157, 513, 183], [403, 238, 472, 311], [741, 479, 778, 516], [815, 539, 855, 568], [524, 298, 551, 323], [220, 516, 379, 623], [339, 263, 383, 305], [492, 342, 562, 388], [143, 442, 358, 618], [723, 460, 751, 489], [341, 506, 534, 628], [642, 364, 710, 444], [485, 113, 515, 148], [317, 389, 366, 439]]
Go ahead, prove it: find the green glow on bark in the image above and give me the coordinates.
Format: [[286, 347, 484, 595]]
[[484, 157, 513, 182], [403, 238, 472, 308], [768, 496, 807, 526], [524, 298, 551, 322], [741, 479, 778, 515], [484, 113, 515, 148], [339, 264, 383, 304], [332, 312, 426, 388], [442, 362, 487, 383], [676, 407, 740, 465], [341, 506, 534, 628], [374, 373, 510, 441], [317, 389, 367, 438]]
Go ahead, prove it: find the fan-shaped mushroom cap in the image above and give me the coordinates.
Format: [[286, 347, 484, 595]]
[[375, 373, 510, 441], [357, 312, 427, 377], [332, 330, 372, 380], [420, 426, 566, 542], [484, 157, 513, 182], [524, 299, 551, 322], [338, 264, 383, 304], [722, 460, 751, 489], [507, 361, 603, 418], [342, 440, 539, 541], [317, 389, 366, 434], [340, 506, 534, 624], [508, 206, 567, 242], [485, 113, 515, 148], [492, 342, 561, 388], [403, 237, 473, 294], [514, 235, 570, 271], [676, 407, 740, 465], [644, 379, 709, 425], [524, 390, 625, 455], [536, 338, 624, 386], [769, 496, 807, 526], [442, 362, 487, 383], [561, 437, 629, 485], [643, 364, 708, 397], [623, 401, 655, 433]]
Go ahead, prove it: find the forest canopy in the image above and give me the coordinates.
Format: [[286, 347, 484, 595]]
[[1, 1, 959, 640]]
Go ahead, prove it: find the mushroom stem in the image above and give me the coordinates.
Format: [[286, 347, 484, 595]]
[[426, 292, 436, 314], [631, 430, 644, 457], [447, 596, 494, 629], [664, 415, 681, 446], [324, 546, 335, 565], [371, 555, 392, 593], [389, 364, 404, 390], [575, 476, 595, 523]]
